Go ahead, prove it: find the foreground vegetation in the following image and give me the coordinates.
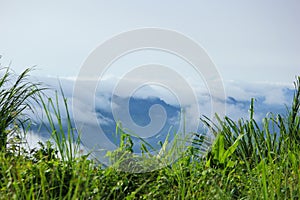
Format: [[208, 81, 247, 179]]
[[0, 67, 299, 199]]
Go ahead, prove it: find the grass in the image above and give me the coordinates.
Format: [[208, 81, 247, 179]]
[[0, 67, 42, 151], [0, 66, 299, 199]]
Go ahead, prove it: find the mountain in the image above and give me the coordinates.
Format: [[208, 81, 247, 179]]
[[29, 77, 296, 154], [95, 95, 181, 152]]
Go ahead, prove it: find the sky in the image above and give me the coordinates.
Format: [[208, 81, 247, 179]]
[[0, 0, 299, 84], [1, 1, 299, 163]]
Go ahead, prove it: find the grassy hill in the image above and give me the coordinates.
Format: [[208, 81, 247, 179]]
[[0, 67, 299, 199]]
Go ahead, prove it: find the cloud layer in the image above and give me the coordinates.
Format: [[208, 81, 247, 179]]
[[26, 76, 295, 154]]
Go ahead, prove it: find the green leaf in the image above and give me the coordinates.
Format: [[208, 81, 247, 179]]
[[222, 134, 244, 163]]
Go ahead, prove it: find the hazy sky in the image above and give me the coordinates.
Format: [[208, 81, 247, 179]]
[[0, 0, 299, 83]]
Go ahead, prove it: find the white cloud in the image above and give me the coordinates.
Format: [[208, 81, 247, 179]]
[[24, 76, 295, 153]]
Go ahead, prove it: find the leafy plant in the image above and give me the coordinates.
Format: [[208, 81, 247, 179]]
[[0, 67, 42, 151], [38, 85, 81, 163]]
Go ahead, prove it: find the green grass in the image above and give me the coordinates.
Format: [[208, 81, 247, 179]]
[[0, 67, 299, 199], [0, 67, 42, 151]]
